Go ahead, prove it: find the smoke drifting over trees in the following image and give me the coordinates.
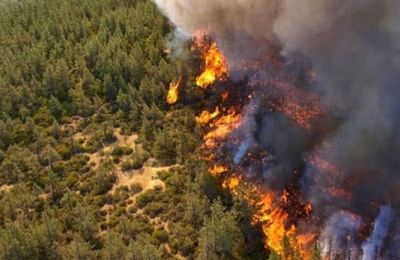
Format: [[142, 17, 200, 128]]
[[154, 0, 400, 258]]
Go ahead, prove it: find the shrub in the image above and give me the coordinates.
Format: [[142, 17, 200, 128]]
[[65, 172, 79, 188], [113, 157, 121, 164], [52, 161, 65, 174], [145, 202, 166, 218], [107, 216, 120, 228], [112, 146, 133, 157], [56, 143, 72, 160], [0, 150, 5, 164], [120, 160, 134, 171], [115, 206, 127, 216], [152, 229, 169, 244], [128, 205, 138, 214], [130, 183, 143, 195], [136, 190, 157, 208]]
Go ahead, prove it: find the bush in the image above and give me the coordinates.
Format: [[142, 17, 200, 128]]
[[52, 161, 65, 174], [118, 185, 130, 193], [120, 160, 134, 171], [107, 216, 120, 228], [145, 202, 166, 218], [136, 191, 156, 209], [64, 155, 90, 172], [130, 183, 143, 195], [103, 130, 116, 144], [152, 229, 169, 244], [112, 146, 134, 157], [121, 148, 149, 170], [84, 137, 103, 153], [154, 185, 163, 192], [115, 206, 127, 216], [113, 157, 121, 164], [95, 195, 109, 207], [170, 225, 197, 256], [0, 150, 5, 164], [128, 205, 138, 214], [65, 172, 79, 188], [56, 143, 72, 160]]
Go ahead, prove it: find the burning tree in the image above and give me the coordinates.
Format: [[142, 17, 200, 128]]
[[156, 0, 400, 259]]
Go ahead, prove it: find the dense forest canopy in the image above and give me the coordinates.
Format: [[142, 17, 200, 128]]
[[0, 0, 321, 259]]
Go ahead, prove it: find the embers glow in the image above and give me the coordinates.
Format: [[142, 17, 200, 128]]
[[266, 81, 323, 130]]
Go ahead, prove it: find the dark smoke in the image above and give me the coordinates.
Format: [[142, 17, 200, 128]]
[[153, 0, 400, 258]]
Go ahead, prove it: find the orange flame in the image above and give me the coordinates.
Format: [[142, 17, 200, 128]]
[[192, 34, 317, 258], [195, 42, 228, 89], [195, 106, 221, 125], [204, 109, 241, 149], [223, 180, 314, 258], [222, 176, 241, 190], [167, 77, 182, 104], [254, 191, 296, 255], [209, 164, 228, 176]]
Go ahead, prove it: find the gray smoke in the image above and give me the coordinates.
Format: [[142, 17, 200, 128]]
[[153, 0, 281, 64], [320, 211, 362, 260], [153, 0, 400, 257], [362, 206, 394, 260]]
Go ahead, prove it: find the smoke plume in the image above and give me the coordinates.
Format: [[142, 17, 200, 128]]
[[154, 0, 400, 258]]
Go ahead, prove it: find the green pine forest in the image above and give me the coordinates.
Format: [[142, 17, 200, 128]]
[[0, 0, 320, 259]]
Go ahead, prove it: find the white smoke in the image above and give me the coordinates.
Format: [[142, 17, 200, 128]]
[[153, 0, 279, 38], [231, 98, 260, 164], [362, 206, 394, 260], [153, 0, 400, 257], [153, 0, 281, 64], [320, 211, 362, 260]]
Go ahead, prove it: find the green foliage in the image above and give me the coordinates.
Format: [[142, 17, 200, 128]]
[[0, 0, 271, 258], [145, 202, 166, 218], [136, 189, 158, 209], [121, 148, 149, 171], [112, 146, 133, 157], [169, 223, 198, 256], [198, 200, 244, 260], [311, 242, 322, 260], [152, 229, 169, 244], [129, 234, 163, 260]]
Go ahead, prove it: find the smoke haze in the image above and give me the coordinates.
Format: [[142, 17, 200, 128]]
[[153, 0, 400, 258]]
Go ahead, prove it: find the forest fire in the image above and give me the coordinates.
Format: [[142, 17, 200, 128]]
[[195, 106, 221, 125], [203, 109, 241, 149], [263, 82, 323, 130], [158, 0, 400, 258], [195, 40, 228, 89], [208, 164, 228, 176], [166, 77, 182, 104], [188, 34, 319, 257], [221, 174, 315, 258]]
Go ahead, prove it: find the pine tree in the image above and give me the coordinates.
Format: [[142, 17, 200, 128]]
[[198, 200, 243, 260]]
